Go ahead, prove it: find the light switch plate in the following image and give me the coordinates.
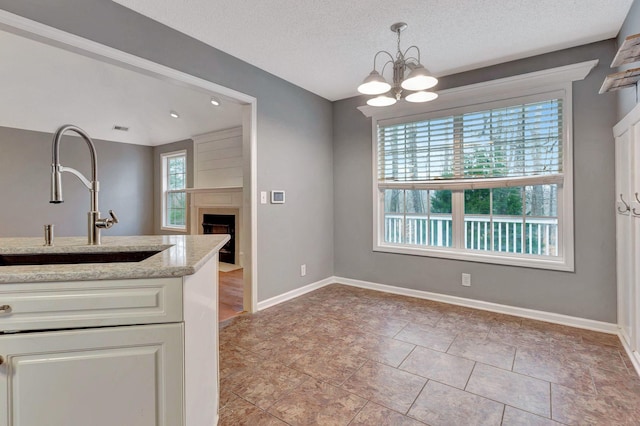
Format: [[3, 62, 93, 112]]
[[260, 191, 267, 204]]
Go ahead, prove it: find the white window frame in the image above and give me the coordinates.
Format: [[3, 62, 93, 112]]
[[161, 150, 188, 232], [366, 61, 598, 272]]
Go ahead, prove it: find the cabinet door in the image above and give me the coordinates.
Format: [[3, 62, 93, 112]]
[[0, 323, 184, 426]]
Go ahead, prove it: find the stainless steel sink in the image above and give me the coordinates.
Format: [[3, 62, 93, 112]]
[[0, 250, 160, 266]]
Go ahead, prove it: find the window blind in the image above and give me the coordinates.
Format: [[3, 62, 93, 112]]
[[377, 99, 563, 186]]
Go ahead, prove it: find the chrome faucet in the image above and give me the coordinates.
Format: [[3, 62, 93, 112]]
[[50, 124, 118, 245]]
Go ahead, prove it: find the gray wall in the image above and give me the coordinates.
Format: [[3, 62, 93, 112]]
[[0, 0, 335, 302], [617, 0, 640, 120], [153, 139, 194, 235], [0, 126, 154, 237], [333, 41, 619, 323]]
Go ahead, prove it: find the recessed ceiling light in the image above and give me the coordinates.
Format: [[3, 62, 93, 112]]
[[210, 96, 221, 106], [170, 111, 180, 118]]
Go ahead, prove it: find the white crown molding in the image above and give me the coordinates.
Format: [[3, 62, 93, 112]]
[[358, 59, 599, 119]]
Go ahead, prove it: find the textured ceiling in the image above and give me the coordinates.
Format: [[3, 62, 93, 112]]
[[113, 0, 633, 101]]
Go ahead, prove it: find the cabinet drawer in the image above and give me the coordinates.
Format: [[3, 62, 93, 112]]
[[0, 278, 182, 332]]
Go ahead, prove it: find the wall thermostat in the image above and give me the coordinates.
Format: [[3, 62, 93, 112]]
[[270, 190, 285, 204]]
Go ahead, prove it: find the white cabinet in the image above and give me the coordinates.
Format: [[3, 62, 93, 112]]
[[0, 278, 189, 426], [0, 323, 184, 426], [614, 102, 640, 371]]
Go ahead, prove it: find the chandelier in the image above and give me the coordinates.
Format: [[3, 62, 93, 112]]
[[357, 22, 438, 107]]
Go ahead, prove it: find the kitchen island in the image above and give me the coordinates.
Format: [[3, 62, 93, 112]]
[[0, 234, 229, 426]]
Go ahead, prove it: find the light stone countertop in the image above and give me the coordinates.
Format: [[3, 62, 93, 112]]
[[0, 234, 230, 283]]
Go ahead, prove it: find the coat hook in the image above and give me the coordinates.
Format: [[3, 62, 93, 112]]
[[618, 193, 630, 213], [633, 192, 640, 216]]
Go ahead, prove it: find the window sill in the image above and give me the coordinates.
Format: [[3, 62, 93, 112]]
[[374, 243, 574, 272], [161, 226, 187, 233]]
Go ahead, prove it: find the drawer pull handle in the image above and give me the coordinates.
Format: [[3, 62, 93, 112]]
[[0, 305, 11, 314]]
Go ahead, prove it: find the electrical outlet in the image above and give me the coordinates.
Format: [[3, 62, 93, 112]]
[[260, 191, 267, 204], [300, 264, 306, 276], [462, 273, 471, 287]]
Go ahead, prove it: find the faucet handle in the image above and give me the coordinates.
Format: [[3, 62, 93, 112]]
[[108, 210, 119, 224]]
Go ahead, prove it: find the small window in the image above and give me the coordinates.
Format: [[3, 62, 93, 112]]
[[161, 151, 187, 230]]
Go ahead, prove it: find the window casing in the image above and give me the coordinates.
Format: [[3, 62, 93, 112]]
[[373, 88, 574, 271], [161, 150, 187, 231]]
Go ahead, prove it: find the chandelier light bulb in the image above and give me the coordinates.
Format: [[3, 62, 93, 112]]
[[405, 91, 438, 103], [367, 95, 397, 107], [358, 70, 392, 95], [401, 65, 438, 91]]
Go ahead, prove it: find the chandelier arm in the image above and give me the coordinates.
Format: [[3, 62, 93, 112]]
[[380, 59, 395, 78], [403, 46, 421, 63], [373, 50, 395, 71]]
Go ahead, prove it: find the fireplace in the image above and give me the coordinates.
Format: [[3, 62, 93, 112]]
[[202, 214, 235, 264]]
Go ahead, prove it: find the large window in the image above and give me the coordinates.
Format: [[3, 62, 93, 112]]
[[162, 151, 187, 230], [374, 91, 573, 270]]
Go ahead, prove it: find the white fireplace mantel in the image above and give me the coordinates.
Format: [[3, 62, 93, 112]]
[[188, 187, 244, 267]]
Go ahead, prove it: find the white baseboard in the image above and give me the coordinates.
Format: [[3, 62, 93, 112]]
[[256, 277, 334, 311], [333, 276, 618, 334], [257, 275, 617, 334]]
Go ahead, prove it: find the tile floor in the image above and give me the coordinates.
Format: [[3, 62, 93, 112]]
[[218, 284, 640, 425]]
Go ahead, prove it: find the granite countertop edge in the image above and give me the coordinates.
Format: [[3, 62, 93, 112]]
[[0, 234, 230, 284]]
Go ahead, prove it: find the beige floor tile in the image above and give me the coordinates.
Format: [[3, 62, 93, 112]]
[[219, 344, 264, 380], [395, 322, 457, 351], [399, 346, 475, 389], [447, 335, 516, 370], [341, 360, 427, 414], [393, 306, 444, 326], [290, 346, 367, 386], [488, 322, 550, 350], [550, 339, 629, 374], [580, 329, 623, 347], [356, 315, 409, 337], [551, 383, 640, 425], [268, 378, 366, 426], [218, 284, 639, 426], [513, 347, 596, 394], [218, 396, 288, 426], [466, 363, 550, 417], [351, 333, 415, 367], [226, 359, 310, 410], [502, 406, 561, 425], [408, 381, 504, 426], [350, 401, 426, 426], [591, 366, 640, 405], [435, 312, 493, 334]]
